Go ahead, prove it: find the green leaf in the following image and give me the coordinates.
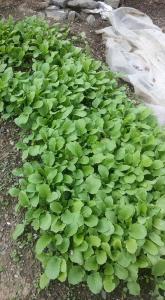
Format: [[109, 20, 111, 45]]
[[96, 250, 107, 265], [98, 165, 109, 178], [45, 256, 61, 279], [85, 215, 98, 227], [50, 202, 63, 214], [69, 249, 83, 265], [88, 235, 101, 247], [149, 232, 164, 247], [18, 191, 30, 207], [68, 266, 85, 285], [40, 213, 52, 230], [97, 218, 114, 235], [85, 175, 101, 194], [84, 256, 98, 271], [118, 205, 135, 221], [91, 153, 105, 164], [13, 224, 24, 240], [28, 173, 42, 184], [153, 218, 165, 231], [9, 187, 20, 197], [37, 184, 51, 199], [29, 145, 41, 156], [114, 264, 128, 280], [143, 240, 158, 255], [66, 142, 82, 157], [152, 259, 165, 276], [124, 174, 136, 184], [42, 152, 55, 166], [141, 155, 152, 167], [127, 281, 140, 296], [152, 160, 164, 169], [129, 223, 147, 240], [103, 275, 116, 292], [15, 114, 29, 126], [104, 264, 114, 276], [39, 273, 50, 289], [156, 196, 165, 212], [35, 235, 52, 255], [87, 272, 102, 294], [126, 239, 137, 254]]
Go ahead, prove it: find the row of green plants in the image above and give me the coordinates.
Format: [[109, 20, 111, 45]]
[[0, 17, 165, 297]]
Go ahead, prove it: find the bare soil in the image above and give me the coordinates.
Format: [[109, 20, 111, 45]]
[[0, 0, 163, 299]]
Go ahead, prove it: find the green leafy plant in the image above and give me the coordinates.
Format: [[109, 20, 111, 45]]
[[0, 16, 165, 297]]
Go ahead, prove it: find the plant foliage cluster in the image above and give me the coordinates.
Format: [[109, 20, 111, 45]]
[[0, 17, 165, 297]]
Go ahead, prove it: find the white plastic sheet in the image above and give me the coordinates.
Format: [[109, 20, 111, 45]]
[[97, 7, 165, 125]]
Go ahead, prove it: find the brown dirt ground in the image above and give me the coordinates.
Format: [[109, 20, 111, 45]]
[[0, 1, 164, 299]]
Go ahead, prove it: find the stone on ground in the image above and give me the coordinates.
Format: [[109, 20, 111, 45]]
[[50, 0, 68, 8], [67, 0, 99, 10], [46, 9, 68, 20], [86, 14, 96, 26], [68, 10, 76, 22]]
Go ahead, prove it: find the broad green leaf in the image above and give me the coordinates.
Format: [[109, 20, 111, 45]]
[[87, 272, 102, 294], [156, 196, 165, 212], [103, 275, 116, 292], [97, 218, 114, 235], [153, 218, 165, 231], [129, 223, 147, 240], [104, 264, 114, 276], [152, 259, 165, 276], [18, 191, 30, 207], [9, 187, 20, 197], [96, 250, 107, 265], [114, 263, 128, 280], [152, 160, 164, 169], [13, 224, 24, 240], [124, 174, 136, 184], [118, 205, 135, 221], [69, 249, 83, 265], [85, 215, 98, 227], [98, 165, 109, 178], [42, 152, 55, 166], [39, 273, 50, 289], [84, 256, 98, 271], [37, 184, 51, 199], [40, 213, 52, 230], [28, 173, 42, 184], [50, 202, 63, 214], [35, 235, 52, 255], [88, 235, 101, 247], [126, 239, 137, 254], [127, 281, 140, 296], [68, 266, 85, 285], [149, 232, 164, 247], [143, 240, 158, 255], [91, 153, 105, 164], [45, 256, 61, 279], [85, 175, 101, 194], [141, 155, 152, 167], [66, 141, 82, 157]]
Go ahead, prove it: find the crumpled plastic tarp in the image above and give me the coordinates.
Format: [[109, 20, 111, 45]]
[[97, 7, 165, 125]]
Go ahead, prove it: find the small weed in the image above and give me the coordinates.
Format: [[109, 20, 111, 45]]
[[10, 249, 20, 263]]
